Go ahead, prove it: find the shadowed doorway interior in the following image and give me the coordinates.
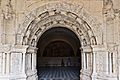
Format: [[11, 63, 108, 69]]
[[37, 27, 81, 80]]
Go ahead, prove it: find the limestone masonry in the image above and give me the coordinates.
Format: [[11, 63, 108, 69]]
[[0, 0, 120, 80]]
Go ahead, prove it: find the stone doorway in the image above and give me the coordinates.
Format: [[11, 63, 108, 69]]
[[15, 2, 98, 80], [36, 27, 81, 80]]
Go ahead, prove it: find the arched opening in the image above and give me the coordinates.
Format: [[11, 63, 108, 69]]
[[14, 2, 100, 80], [37, 27, 81, 80]]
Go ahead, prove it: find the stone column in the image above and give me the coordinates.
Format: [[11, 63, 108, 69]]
[[93, 52, 96, 74], [2, 53, 5, 74], [91, 52, 97, 80], [32, 53, 34, 70], [81, 48, 84, 69], [106, 51, 109, 74], [83, 52, 87, 70], [31, 52, 37, 74], [34, 53, 37, 70], [6, 53, 10, 74], [22, 52, 26, 73], [108, 52, 112, 74]]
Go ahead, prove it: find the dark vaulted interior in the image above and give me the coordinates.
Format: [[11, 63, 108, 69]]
[[37, 27, 81, 80]]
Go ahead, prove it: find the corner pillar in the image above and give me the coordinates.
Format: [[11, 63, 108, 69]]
[[80, 45, 92, 80]]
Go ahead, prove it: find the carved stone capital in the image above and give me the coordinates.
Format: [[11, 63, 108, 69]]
[[91, 45, 106, 52], [10, 45, 29, 54], [81, 45, 92, 53], [27, 46, 38, 53]]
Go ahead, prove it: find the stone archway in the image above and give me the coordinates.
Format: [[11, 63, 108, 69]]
[[16, 2, 101, 46], [15, 2, 100, 80]]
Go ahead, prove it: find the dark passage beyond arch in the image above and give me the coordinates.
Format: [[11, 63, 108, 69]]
[[37, 27, 81, 80], [43, 41, 74, 57]]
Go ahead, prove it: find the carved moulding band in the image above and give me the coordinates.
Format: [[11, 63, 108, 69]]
[[29, 15, 91, 46], [21, 12, 96, 47], [16, 2, 100, 47]]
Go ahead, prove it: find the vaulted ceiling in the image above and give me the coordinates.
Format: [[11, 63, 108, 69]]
[[37, 27, 81, 57]]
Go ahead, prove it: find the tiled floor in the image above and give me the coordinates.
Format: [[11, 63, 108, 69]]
[[38, 66, 80, 80]]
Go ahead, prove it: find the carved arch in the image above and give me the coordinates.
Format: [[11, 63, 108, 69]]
[[16, 2, 101, 47]]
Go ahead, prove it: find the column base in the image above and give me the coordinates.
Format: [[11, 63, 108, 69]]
[[0, 70, 38, 80], [26, 70, 38, 80], [95, 74, 117, 80], [0, 73, 27, 80], [80, 69, 92, 80], [91, 73, 97, 80], [91, 73, 118, 80]]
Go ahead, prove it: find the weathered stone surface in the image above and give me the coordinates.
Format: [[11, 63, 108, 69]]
[[0, 0, 120, 80], [11, 53, 22, 74], [0, 53, 2, 74]]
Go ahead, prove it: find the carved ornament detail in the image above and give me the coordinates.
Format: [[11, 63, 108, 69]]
[[2, 0, 14, 20], [16, 2, 99, 47]]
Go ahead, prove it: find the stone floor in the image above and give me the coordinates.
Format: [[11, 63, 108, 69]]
[[38, 66, 80, 80]]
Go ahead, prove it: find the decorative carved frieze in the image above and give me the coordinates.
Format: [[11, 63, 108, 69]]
[[16, 2, 102, 46], [20, 11, 97, 47]]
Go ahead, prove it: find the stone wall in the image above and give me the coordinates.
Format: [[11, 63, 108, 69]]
[[0, 0, 120, 80]]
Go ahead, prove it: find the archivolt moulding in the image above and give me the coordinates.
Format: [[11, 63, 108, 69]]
[[16, 2, 101, 46]]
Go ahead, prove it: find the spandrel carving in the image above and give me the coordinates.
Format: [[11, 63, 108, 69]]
[[103, 0, 115, 21]]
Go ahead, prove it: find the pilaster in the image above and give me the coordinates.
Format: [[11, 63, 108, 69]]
[[0, 45, 30, 80], [91, 44, 118, 80], [80, 45, 92, 80], [91, 52, 97, 80]]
